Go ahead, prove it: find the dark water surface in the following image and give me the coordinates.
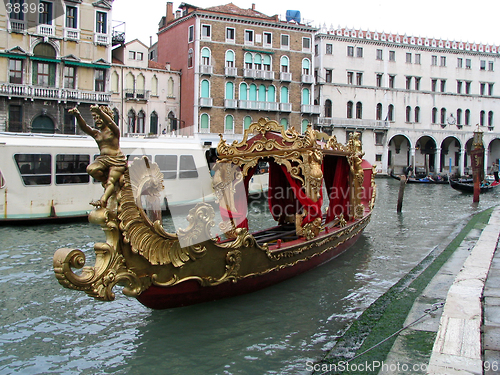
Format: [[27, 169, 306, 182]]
[[0, 179, 498, 375]]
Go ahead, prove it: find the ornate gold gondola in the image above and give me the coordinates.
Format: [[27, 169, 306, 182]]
[[53, 112, 376, 309]]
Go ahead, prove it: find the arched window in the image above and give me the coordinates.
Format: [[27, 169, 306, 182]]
[[111, 71, 119, 93], [254, 54, 262, 70], [280, 56, 289, 72], [480, 110, 485, 126], [441, 108, 446, 124], [137, 110, 145, 133], [406, 106, 411, 122], [457, 109, 462, 125], [244, 52, 253, 69], [201, 47, 211, 65], [263, 55, 271, 71], [432, 107, 438, 123], [225, 50, 235, 67], [302, 88, 310, 105], [128, 109, 136, 133], [414, 106, 420, 123], [200, 113, 209, 132], [188, 48, 193, 68], [356, 102, 362, 119], [249, 83, 257, 101], [125, 72, 134, 97], [376, 103, 382, 120], [239, 83, 248, 100], [324, 99, 332, 117], [488, 111, 494, 127], [225, 81, 234, 100], [280, 86, 289, 103], [225, 115, 234, 133], [280, 118, 289, 128], [267, 85, 276, 102], [244, 116, 252, 130], [302, 58, 310, 75], [136, 73, 145, 98], [32, 43, 57, 87], [151, 75, 158, 96], [167, 77, 174, 97], [200, 79, 210, 98], [465, 109, 470, 125], [301, 119, 309, 133], [347, 101, 353, 119], [150, 111, 158, 134], [258, 84, 266, 102], [113, 108, 119, 127], [388, 104, 394, 121]]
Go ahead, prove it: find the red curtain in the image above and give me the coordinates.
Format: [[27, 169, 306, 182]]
[[268, 161, 300, 223], [324, 156, 350, 223]]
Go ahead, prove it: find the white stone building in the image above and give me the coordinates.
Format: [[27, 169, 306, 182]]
[[314, 27, 500, 176], [110, 39, 181, 136]]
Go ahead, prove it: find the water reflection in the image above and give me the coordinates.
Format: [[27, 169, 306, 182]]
[[0, 179, 498, 374]]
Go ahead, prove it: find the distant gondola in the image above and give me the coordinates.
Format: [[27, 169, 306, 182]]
[[390, 170, 449, 184], [449, 178, 500, 193]]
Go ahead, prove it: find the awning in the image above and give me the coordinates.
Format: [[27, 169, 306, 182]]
[[242, 48, 274, 55], [0, 53, 28, 59]]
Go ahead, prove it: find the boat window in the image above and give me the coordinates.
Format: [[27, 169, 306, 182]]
[[0, 169, 5, 189], [155, 155, 177, 179], [179, 155, 198, 178], [55, 154, 90, 184], [14, 154, 51, 185]]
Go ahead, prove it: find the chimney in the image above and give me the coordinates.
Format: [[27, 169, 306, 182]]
[[252, 3, 255, 10], [166, 2, 174, 23], [176, 10, 181, 19]]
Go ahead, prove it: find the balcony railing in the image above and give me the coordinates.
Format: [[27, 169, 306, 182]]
[[318, 117, 390, 129], [224, 99, 237, 108], [37, 24, 54, 36], [124, 89, 150, 101], [255, 70, 275, 80], [280, 72, 292, 82], [243, 68, 257, 79], [238, 100, 279, 111], [301, 104, 321, 114], [199, 97, 213, 107], [0, 83, 111, 103], [64, 28, 80, 40], [301, 74, 314, 84], [9, 20, 25, 33], [280, 103, 292, 112], [199, 65, 213, 75], [94, 33, 109, 45], [225, 67, 238, 77]]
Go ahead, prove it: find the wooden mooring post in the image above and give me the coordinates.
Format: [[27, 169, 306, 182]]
[[397, 175, 407, 213]]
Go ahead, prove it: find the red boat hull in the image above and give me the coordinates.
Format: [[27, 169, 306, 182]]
[[136, 230, 363, 309]]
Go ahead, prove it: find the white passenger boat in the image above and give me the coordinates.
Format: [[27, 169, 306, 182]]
[[0, 133, 268, 224]]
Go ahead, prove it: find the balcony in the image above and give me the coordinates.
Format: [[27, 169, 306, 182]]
[[0, 83, 111, 103], [243, 69, 257, 79], [124, 89, 150, 101], [280, 72, 292, 82], [225, 67, 238, 77], [94, 33, 109, 45], [8, 20, 25, 33], [280, 103, 292, 112], [199, 64, 213, 75], [301, 104, 320, 114], [238, 100, 279, 111], [255, 70, 275, 80], [301, 74, 314, 84], [199, 97, 213, 107], [64, 28, 80, 40], [224, 99, 237, 109], [37, 24, 54, 36], [318, 117, 390, 129]]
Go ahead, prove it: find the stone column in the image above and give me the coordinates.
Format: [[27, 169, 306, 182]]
[[435, 148, 442, 174], [459, 147, 466, 176]]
